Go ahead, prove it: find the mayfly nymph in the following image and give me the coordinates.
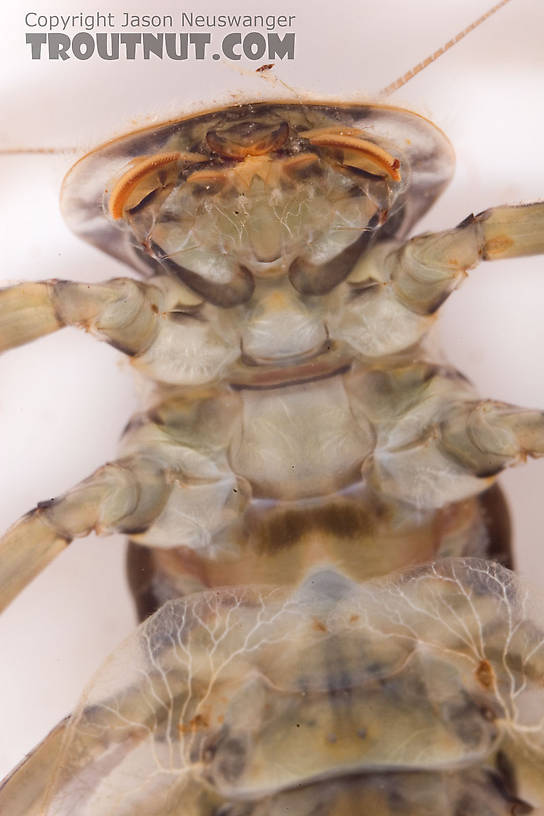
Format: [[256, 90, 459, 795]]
[[0, 95, 543, 815]]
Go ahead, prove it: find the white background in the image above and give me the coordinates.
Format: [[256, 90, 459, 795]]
[[0, 0, 543, 780]]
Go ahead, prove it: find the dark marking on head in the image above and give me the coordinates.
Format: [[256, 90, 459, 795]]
[[153, 244, 255, 308], [289, 221, 379, 296]]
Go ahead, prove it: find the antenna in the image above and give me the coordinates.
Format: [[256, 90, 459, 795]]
[[379, 0, 514, 97], [0, 148, 78, 155]]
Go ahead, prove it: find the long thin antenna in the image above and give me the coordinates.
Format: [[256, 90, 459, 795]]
[[0, 147, 78, 155], [379, 0, 514, 97]]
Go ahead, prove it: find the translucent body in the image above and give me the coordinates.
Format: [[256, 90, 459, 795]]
[[0, 103, 543, 813], [3, 561, 543, 814]]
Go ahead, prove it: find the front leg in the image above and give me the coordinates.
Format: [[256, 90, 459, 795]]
[[0, 277, 161, 355], [334, 202, 544, 359], [0, 274, 239, 385], [389, 202, 544, 314]]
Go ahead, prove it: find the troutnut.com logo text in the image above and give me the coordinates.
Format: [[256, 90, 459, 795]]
[[25, 11, 297, 61]]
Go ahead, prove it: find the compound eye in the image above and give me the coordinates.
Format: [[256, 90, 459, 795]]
[[108, 151, 207, 219], [299, 127, 401, 181], [206, 120, 289, 159]]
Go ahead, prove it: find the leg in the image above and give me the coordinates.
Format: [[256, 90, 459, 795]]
[[0, 277, 160, 355], [0, 275, 235, 385], [0, 456, 170, 612], [0, 384, 247, 613], [336, 203, 544, 358], [388, 202, 544, 314], [363, 365, 544, 509], [372, 397, 544, 509], [0, 717, 70, 816]]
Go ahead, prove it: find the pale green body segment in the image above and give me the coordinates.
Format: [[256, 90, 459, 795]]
[[1, 206, 544, 608]]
